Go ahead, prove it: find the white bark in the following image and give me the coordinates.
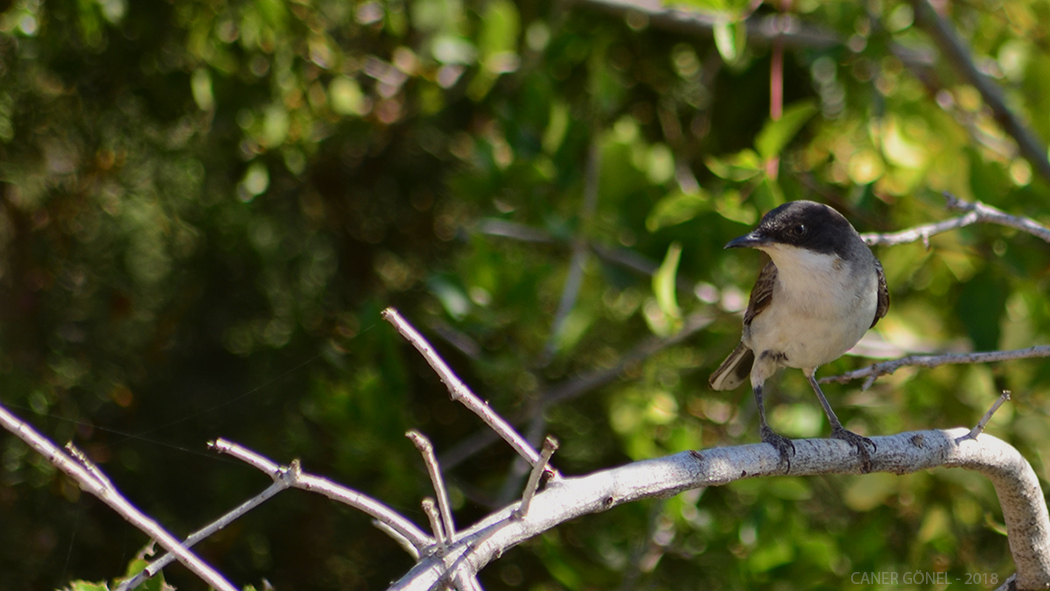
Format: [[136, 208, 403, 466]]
[[390, 428, 1050, 591]]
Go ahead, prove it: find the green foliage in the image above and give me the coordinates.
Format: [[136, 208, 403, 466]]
[[1, 0, 1048, 589]]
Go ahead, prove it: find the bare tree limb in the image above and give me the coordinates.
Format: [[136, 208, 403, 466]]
[[861, 193, 1050, 247], [382, 307, 558, 479], [210, 438, 432, 554], [390, 428, 1050, 590], [907, 0, 1050, 184], [0, 403, 238, 591], [821, 345, 1050, 390]]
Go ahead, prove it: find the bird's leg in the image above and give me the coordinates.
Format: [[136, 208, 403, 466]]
[[753, 383, 794, 471], [806, 372, 875, 471]]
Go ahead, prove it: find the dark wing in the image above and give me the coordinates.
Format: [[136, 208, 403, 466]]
[[743, 260, 777, 327], [870, 258, 890, 328]]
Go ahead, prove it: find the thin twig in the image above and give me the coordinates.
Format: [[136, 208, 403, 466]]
[[382, 308, 557, 479], [861, 193, 1050, 247], [210, 438, 432, 553], [407, 431, 457, 544], [517, 436, 559, 518], [421, 498, 446, 552], [116, 478, 288, 591], [821, 345, 1050, 390], [0, 403, 238, 591], [958, 390, 1011, 443], [907, 0, 1050, 184], [440, 311, 715, 471]]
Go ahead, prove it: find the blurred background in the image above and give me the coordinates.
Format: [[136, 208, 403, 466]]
[[2, 0, 1049, 589]]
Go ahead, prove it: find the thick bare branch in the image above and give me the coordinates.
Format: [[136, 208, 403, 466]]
[[390, 428, 1050, 590], [821, 345, 1050, 390], [0, 403, 237, 591], [382, 307, 557, 478]]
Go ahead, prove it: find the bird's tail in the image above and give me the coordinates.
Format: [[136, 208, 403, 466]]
[[709, 343, 754, 391]]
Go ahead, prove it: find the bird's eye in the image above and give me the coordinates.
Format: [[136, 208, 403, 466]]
[[790, 224, 807, 238]]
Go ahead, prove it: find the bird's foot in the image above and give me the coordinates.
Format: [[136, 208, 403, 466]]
[[831, 426, 876, 473], [760, 426, 795, 473]]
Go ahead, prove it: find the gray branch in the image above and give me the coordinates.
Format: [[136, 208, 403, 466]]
[[861, 194, 1050, 247], [389, 429, 1050, 590], [0, 403, 238, 591], [822, 346, 1050, 390]]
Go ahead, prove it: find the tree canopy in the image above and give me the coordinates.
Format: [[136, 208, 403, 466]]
[[2, 0, 1049, 589]]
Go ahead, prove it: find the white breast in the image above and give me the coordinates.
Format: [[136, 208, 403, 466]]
[[744, 246, 877, 375]]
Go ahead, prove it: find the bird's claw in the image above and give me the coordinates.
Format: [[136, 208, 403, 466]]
[[760, 426, 795, 473], [831, 426, 876, 473]]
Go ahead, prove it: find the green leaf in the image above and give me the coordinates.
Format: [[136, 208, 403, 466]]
[[713, 19, 746, 66], [646, 188, 711, 231], [478, 0, 520, 57], [755, 99, 819, 159], [705, 149, 762, 181], [713, 189, 758, 225], [653, 242, 682, 324], [66, 582, 109, 591], [428, 275, 470, 320]]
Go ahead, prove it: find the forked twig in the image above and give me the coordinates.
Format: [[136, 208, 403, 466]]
[[382, 308, 558, 479], [209, 439, 431, 554]]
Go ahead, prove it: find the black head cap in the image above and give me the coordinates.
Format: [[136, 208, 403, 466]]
[[725, 200, 861, 258]]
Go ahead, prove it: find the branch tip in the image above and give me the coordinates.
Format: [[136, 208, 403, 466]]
[[409, 430, 457, 545], [958, 390, 1012, 443], [383, 307, 551, 474], [517, 435, 561, 518]]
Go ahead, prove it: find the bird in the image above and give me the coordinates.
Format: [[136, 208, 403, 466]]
[[709, 200, 889, 472]]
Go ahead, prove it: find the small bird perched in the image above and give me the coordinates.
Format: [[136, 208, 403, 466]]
[[709, 200, 889, 471]]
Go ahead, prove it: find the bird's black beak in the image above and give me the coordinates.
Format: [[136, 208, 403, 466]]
[[724, 231, 768, 250]]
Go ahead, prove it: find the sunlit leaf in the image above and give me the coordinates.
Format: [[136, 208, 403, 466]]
[[705, 149, 762, 181], [755, 99, 818, 159], [646, 188, 711, 231], [713, 19, 746, 66], [652, 242, 683, 329]]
